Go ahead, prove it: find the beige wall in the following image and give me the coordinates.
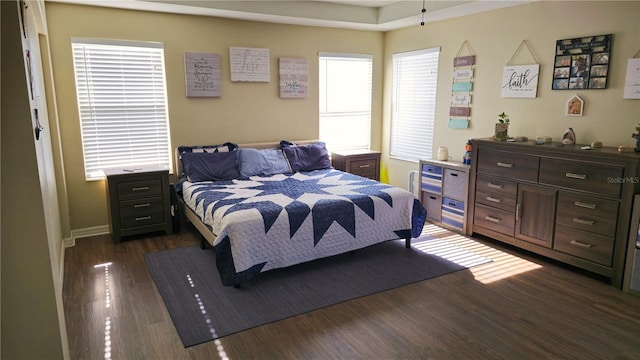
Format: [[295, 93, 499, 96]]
[[46, 1, 640, 232], [45, 2, 384, 231], [382, 1, 640, 188], [1, 0, 68, 358]]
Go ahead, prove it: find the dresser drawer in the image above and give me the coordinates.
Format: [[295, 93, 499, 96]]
[[117, 179, 163, 199], [120, 209, 166, 229], [539, 158, 623, 197], [477, 150, 539, 182], [475, 175, 518, 211], [556, 191, 619, 237], [554, 224, 614, 266], [442, 168, 466, 200], [119, 197, 165, 217], [473, 203, 515, 236], [349, 159, 377, 179]]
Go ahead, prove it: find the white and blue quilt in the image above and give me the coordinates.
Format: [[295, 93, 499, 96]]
[[182, 169, 427, 286]]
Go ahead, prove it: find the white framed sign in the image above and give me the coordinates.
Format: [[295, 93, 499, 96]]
[[501, 64, 540, 98], [229, 47, 270, 82], [624, 58, 640, 99]]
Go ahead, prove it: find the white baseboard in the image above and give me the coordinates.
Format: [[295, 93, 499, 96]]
[[67, 225, 110, 247]]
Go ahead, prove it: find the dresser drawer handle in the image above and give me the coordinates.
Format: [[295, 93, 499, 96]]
[[135, 216, 152, 221], [134, 203, 151, 208], [359, 164, 370, 168], [486, 196, 502, 203], [570, 240, 593, 248], [487, 182, 503, 189], [574, 201, 596, 210], [573, 217, 595, 226], [484, 215, 501, 223], [565, 172, 587, 180], [132, 186, 150, 191], [496, 162, 513, 168]]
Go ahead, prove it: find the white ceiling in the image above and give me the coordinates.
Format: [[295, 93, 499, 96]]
[[48, 0, 531, 31]]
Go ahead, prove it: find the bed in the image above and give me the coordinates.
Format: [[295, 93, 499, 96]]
[[175, 140, 427, 287]]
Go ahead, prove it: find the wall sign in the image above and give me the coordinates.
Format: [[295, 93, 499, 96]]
[[279, 57, 307, 98], [449, 41, 475, 129], [552, 34, 612, 90], [624, 57, 640, 99], [229, 47, 270, 82], [502, 64, 540, 98], [184, 52, 221, 98]]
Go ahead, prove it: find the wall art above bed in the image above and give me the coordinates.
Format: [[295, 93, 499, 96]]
[[184, 52, 221, 97], [552, 34, 612, 90]]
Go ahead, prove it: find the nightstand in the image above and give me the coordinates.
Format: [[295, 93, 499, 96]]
[[331, 150, 381, 181], [104, 166, 172, 243]]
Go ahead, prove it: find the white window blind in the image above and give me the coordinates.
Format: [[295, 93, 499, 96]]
[[319, 52, 372, 152], [71, 39, 172, 180], [390, 47, 440, 162]]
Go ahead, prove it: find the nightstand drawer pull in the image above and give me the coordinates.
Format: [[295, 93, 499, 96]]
[[359, 164, 370, 168], [570, 240, 593, 248], [484, 215, 501, 223], [487, 182, 503, 189], [496, 162, 514, 168], [486, 196, 502, 203], [574, 201, 596, 209], [135, 216, 152, 221], [134, 203, 151, 208], [565, 172, 587, 180], [573, 217, 595, 226], [132, 186, 150, 191]]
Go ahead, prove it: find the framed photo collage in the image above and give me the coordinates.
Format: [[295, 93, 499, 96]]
[[552, 34, 612, 90]]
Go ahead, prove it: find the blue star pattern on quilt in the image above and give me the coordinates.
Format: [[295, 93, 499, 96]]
[[188, 169, 395, 245]]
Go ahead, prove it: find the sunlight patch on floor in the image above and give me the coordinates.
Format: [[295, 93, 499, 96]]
[[185, 274, 229, 360], [418, 224, 542, 284], [93, 262, 113, 359]]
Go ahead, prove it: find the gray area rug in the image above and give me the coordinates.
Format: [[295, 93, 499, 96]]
[[145, 236, 490, 347]]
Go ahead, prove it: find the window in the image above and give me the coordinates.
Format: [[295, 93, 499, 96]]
[[71, 39, 172, 180], [390, 47, 440, 162], [319, 53, 372, 152]]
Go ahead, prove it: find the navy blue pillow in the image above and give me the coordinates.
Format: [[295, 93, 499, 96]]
[[181, 151, 240, 182], [282, 142, 331, 172]]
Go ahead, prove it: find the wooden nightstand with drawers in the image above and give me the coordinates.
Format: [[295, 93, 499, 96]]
[[331, 150, 381, 181], [105, 166, 172, 243]]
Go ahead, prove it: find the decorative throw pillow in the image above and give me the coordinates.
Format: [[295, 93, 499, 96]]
[[238, 148, 292, 177], [282, 142, 331, 172], [181, 151, 240, 182]]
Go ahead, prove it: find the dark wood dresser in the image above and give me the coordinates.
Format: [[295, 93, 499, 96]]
[[331, 150, 381, 181], [105, 166, 172, 243], [468, 138, 640, 289]]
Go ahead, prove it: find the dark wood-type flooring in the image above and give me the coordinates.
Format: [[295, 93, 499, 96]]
[[63, 223, 640, 359]]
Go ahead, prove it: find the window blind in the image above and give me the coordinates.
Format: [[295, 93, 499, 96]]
[[390, 47, 440, 162], [319, 53, 372, 152], [71, 39, 172, 180]]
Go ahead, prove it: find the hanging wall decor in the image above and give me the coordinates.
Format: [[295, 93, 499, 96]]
[[552, 34, 612, 90], [623, 49, 640, 99], [449, 41, 475, 129], [566, 94, 584, 116], [184, 52, 221, 98], [229, 47, 270, 82], [501, 40, 540, 98], [279, 57, 308, 98]]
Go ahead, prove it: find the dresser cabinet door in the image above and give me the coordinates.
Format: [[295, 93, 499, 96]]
[[515, 184, 557, 248]]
